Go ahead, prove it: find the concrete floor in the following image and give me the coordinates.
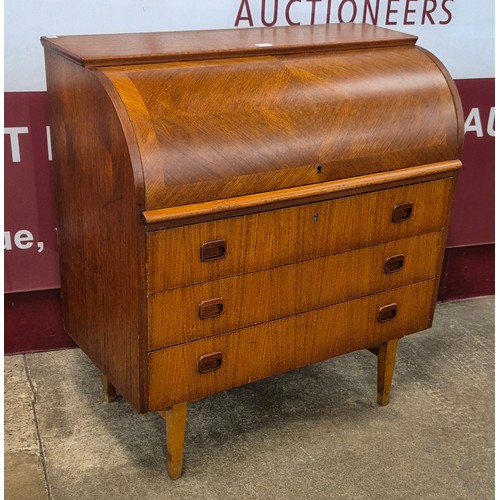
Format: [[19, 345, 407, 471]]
[[5, 296, 494, 500]]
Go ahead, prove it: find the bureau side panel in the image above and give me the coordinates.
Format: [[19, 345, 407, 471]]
[[148, 280, 435, 409], [44, 51, 146, 411]]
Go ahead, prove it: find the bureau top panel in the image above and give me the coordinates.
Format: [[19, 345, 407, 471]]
[[40, 24, 416, 67]]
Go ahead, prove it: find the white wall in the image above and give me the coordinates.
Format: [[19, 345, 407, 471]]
[[5, 0, 495, 92]]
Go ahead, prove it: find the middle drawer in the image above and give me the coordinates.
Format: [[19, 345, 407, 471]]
[[148, 231, 442, 350]]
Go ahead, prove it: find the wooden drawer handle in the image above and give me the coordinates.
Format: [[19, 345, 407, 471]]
[[384, 254, 405, 274], [378, 303, 398, 323], [199, 298, 224, 319], [392, 202, 413, 222], [198, 352, 223, 374], [200, 238, 227, 262]]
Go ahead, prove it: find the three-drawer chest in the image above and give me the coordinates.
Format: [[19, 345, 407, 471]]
[[41, 23, 463, 479]]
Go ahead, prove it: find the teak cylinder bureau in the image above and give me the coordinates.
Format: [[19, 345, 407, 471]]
[[41, 23, 463, 479]]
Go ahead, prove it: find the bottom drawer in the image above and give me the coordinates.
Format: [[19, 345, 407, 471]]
[[148, 280, 435, 410]]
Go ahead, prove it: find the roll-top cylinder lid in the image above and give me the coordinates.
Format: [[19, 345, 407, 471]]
[[42, 24, 463, 210]]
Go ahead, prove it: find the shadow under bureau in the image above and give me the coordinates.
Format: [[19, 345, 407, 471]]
[[41, 23, 463, 479]]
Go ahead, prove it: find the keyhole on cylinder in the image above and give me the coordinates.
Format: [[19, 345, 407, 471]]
[[316, 165, 322, 174], [313, 213, 319, 222]]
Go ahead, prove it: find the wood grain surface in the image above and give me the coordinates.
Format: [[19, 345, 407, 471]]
[[148, 280, 435, 410], [40, 23, 416, 67], [44, 50, 147, 412], [147, 178, 453, 292], [148, 232, 443, 350], [376, 339, 399, 406], [41, 25, 463, 431], [160, 403, 188, 480], [141, 161, 460, 226], [100, 44, 460, 210]]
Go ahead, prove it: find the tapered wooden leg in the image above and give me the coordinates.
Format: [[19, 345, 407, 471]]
[[160, 402, 188, 480], [102, 375, 117, 403], [376, 338, 399, 406]]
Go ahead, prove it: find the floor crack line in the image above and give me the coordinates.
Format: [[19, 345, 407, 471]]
[[23, 354, 53, 500]]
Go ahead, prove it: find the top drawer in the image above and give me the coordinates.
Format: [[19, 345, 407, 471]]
[[147, 178, 453, 292]]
